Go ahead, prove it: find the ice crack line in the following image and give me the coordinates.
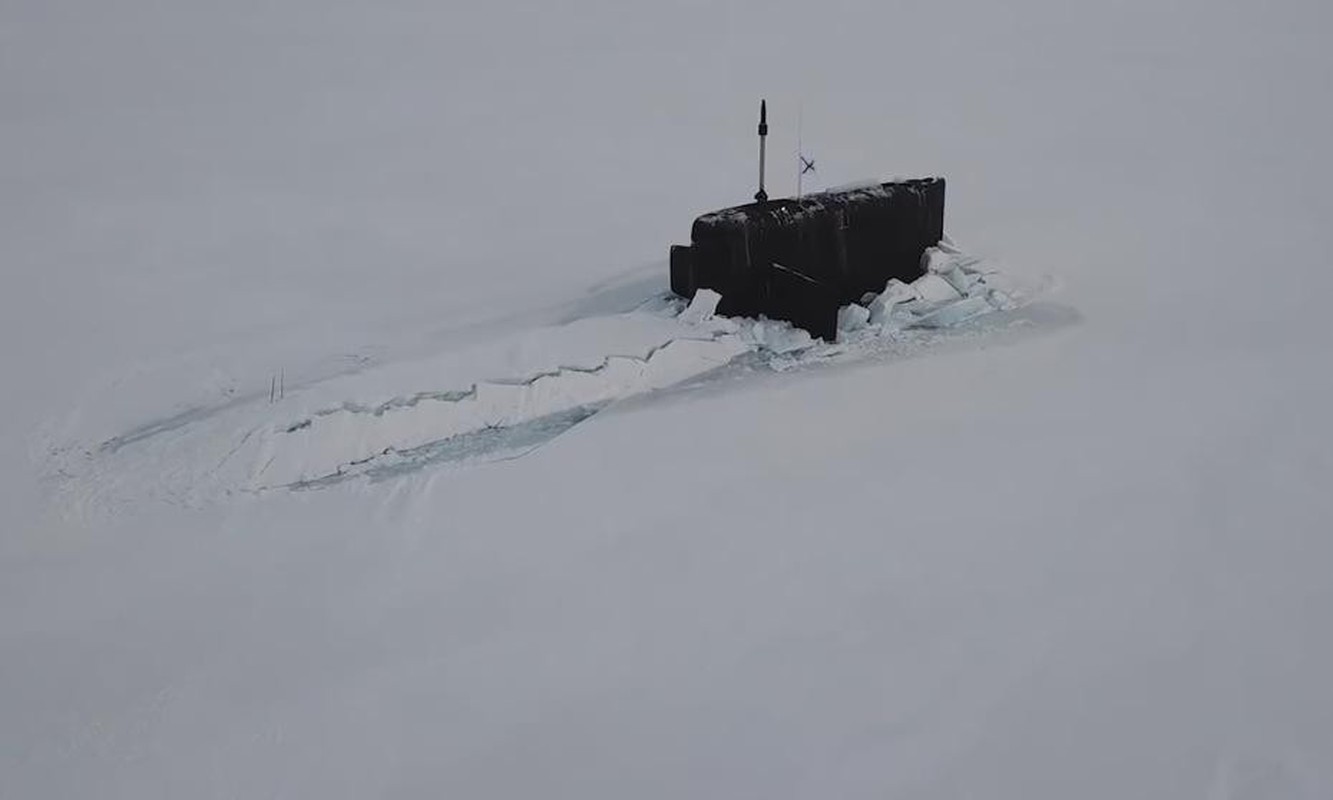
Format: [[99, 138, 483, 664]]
[[100, 399, 246, 455], [265, 404, 607, 493], [278, 333, 732, 436], [259, 332, 743, 491]]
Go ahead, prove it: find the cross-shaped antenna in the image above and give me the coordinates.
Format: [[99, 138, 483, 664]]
[[797, 103, 815, 199]]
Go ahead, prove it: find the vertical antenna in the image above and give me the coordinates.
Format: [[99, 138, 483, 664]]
[[797, 103, 804, 200], [755, 99, 768, 203]]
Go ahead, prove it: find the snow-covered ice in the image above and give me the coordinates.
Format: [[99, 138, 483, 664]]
[[5, 1, 1333, 798]]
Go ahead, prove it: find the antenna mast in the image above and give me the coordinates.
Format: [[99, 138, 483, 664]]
[[755, 99, 768, 203]]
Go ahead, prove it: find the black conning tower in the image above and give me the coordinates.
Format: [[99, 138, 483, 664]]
[[669, 177, 946, 340]]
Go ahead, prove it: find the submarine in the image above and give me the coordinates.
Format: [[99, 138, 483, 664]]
[[670, 101, 945, 340]]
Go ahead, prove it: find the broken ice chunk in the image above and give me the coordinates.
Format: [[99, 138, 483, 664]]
[[908, 295, 995, 328], [910, 273, 963, 303], [867, 279, 920, 325], [679, 288, 722, 324], [746, 319, 816, 354], [837, 304, 871, 335], [939, 266, 983, 296]]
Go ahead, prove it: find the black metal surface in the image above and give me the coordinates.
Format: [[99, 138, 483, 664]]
[[669, 178, 946, 340]]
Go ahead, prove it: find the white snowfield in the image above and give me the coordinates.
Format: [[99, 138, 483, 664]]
[[46, 244, 1037, 509], [5, 0, 1333, 798]]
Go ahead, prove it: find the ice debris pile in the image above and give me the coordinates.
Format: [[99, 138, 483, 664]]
[[677, 238, 1021, 359], [853, 240, 1018, 333]]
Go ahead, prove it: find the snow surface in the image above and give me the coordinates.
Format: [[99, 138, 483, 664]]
[[5, 0, 1333, 798]]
